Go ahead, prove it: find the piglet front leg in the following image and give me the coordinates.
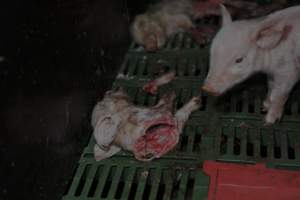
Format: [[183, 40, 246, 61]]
[[143, 71, 176, 95], [175, 96, 201, 132], [262, 78, 274, 113], [264, 76, 297, 124]]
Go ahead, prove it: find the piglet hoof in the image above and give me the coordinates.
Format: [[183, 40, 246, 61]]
[[143, 82, 158, 95], [192, 96, 202, 105], [264, 111, 282, 125], [190, 96, 202, 110], [263, 121, 274, 127]]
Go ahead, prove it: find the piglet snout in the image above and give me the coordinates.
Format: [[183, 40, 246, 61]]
[[201, 83, 221, 96]]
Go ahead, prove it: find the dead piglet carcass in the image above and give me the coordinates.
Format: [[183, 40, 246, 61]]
[[202, 5, 300, 124], [131, 0, 196, 51], [91, 88, 200, 161], [143, 70, 176, 95]]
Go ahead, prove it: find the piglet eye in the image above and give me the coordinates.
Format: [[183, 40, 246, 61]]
[[235, 57, 243, 63]]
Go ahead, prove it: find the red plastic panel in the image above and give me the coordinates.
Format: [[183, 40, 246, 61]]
[[204, 161, 300, 200]]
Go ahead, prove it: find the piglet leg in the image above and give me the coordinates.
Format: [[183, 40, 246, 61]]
[[143, 71, 176, 95], [262, 79, 274, 112], [264, 76, 298, 124], [175, 96, 201, 132]]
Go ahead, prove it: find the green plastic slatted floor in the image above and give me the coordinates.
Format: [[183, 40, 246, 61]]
[[63, 32, 300, 200]]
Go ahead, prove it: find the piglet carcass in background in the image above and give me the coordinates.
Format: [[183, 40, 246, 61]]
[[91, 88, 201, 161], [131, 0, 198, 51], [202, 5, 300, 124]]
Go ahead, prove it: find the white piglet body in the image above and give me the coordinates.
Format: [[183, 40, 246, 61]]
[[91, 89, 200, 161], [202, 5, 300, 124]]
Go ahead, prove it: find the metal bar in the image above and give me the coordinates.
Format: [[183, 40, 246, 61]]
[[163, 170, 174, 200], [81, 165, 99, 197], [281, 131, 288, 160], [134, 168, 149, 200], [176, 171, 189, 200], [253, 128, 261, 160], [68, 165, 87, 196], [94, 165, 111, 197], [187, 126, 196, 153], [120, 167, 136, 199], [240, 128, 248, 158], [148, 168, 162, 200], [107, 166, 124, 199]]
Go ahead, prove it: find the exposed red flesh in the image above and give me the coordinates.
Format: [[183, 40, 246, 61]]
[[143, 81, 158, 95], [133, 118, 178, 161]]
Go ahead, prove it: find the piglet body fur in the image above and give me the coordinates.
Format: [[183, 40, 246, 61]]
[[202, 5, 300, 124]]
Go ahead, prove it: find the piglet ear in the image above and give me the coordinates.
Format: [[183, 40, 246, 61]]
[[220, 4, 232, 27], [252, 18, 290, 49], [93, 115, 120, 150]]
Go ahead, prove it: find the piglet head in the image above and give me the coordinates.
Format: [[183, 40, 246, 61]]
[[131, 14, 166, 51], [202, 5, 255, 96], [203, 5, 292, 96]]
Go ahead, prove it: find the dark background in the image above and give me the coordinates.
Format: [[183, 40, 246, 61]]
[[0, 0, 151, 199], [0, 0, 297, 199]]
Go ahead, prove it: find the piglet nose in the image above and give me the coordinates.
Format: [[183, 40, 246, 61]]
[[201, 83, 220, 96]]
